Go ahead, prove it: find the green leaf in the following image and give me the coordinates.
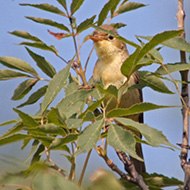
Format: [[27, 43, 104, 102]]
[[76, 119, 103, 154], [111, 22, 127, 29], [121, 48, 140, 77], [1, 123, 23, 138], [108, 124, 142, 161], [9, 30, 41, 42], [12, 79, 38, 100], [156, 62, 190, 75], [0, 56, 38, 77], [110, 0, 120, 15], [19, 41, 58, 54], [31, 144, 45, 164], [116, 2, 146, 14], [47, 108, 66, 126], [14, 108, 39, 128], [66, 118, 83, 129], [26, 17, 70, 32], [136, 30, 184, 64], [138, 35, 190, 52], [20, 3, 66, 16], [26, 48, 56, 78], [49, 134, 78, 150], [0, 119, 19, 127], [17, 85, 48, 108], [0, 134, 28, 146], [0, 69, 29, 80], [70, 0, 85, 15], [77, 15, 96, 34], [96, 84, 118, 98], [57, 88, 97, 118], [115, 118, 178, 150], [57, 0, 67, 10], [41, 61, 72, 114], [107, 102, 174, 118], [98, 0, 116, 26], [139, 71, 174, 94]]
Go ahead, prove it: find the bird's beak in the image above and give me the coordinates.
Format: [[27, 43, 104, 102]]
[[89, 36, 104, 42]]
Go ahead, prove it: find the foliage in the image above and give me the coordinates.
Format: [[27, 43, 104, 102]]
[[0, 0, 189, 189]]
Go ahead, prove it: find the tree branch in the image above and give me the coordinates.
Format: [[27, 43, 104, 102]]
[[176, 0, 190, 189]]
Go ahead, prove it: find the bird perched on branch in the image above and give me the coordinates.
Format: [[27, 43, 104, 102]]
[[89, 24, 145, 174]]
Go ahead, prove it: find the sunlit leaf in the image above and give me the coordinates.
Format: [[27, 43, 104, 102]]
[[0, 134, 28, 146], [9, 30, 41, 42], [49, 134, 78, 150], [0, 69, 29, 80], [26, 17, 70, 32], [70, 0, 85, 15], [116, 2, 146, 14], [19, 41, 58, 54], [156, 62, 190, 75], [14, 108, 39, 128], [77, 15, 96, 34], [115, 118, 178, 150], [138, 35, 190, 52], [107, 102, 174, 118], [108, 124, 142, 161], [136, 30, 184, 64], [12, 79, 38, 100], [20, 3, 66, 16], [76, 119, 103, 154], [17, 85, 48, 108], [41, 61, 72, 114], [26, 47, 56, 78], [139, 71, 174, 94], [98, 0, 116, 26], [0, 56, 38, 77]]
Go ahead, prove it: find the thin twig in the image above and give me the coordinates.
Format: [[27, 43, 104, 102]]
[[84, 46, 94, 71], [78, 149, 92, 186]]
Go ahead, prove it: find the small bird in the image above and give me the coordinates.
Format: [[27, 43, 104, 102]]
[[90, 25, 145, 174]]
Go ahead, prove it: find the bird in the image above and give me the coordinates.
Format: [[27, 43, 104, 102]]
[[89, 24, 146, 174]]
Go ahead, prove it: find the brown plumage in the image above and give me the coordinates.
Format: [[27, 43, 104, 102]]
[[90, 25, 146, 173]]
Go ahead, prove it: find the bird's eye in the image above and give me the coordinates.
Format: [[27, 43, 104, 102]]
[[108, 35, 114, 40]]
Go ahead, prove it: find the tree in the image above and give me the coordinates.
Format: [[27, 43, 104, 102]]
[[0, 0, 189, 189]]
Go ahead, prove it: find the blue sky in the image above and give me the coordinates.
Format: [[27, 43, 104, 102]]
[[0, 0, 190, 184]]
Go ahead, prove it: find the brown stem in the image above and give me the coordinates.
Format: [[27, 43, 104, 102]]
[[176, 0, 190, 189]]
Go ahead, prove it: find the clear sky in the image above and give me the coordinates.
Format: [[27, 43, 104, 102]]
[[0, 0, 190, 185]]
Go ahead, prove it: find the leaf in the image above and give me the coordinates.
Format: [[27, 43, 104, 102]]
[[139, 71, 174, 94], [26, 48, 56, 78], [56, 88, 97, 118], [0, 134, 28, 146], [108, 124, 142, 161], [0, 56, 38, 77], [57, 0, 67, 10], [31, 144, 45, 164], [115, 117, 178, 149], [138, 35, 190, 52], [156, 62, 190, 75], [136, 30, 184, 64], [110, 0, 121, 15], [1, 123, 23, 138], [26, 17, 70, 32], [107, 102, 174, 118], [20, 3, 66, 16], [19, 41, 58, 54], [66, 118, 83, 129], [41, 61, 72, 114], [121, 48, 140, 77], [0, 119, 19, 127], [9, 30, 41, 42], [0, 69, 29, 80], [48, 30, 70, 40], [14, 108, 39, 128], [77, 15, 96, 34], [49, 134, 78, 150], [111, 22, 127, 29], [17, 85, 48, 108], [11, 79, 38, 100], [70, 0, 85, 15], [76, 119, 103, 154], [116, 2, 146, 14], [98, 0, 116, 26]]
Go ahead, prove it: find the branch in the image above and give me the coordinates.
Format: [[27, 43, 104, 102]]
[[95, 146, 148, 190], [176, 0, 190, 189]]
